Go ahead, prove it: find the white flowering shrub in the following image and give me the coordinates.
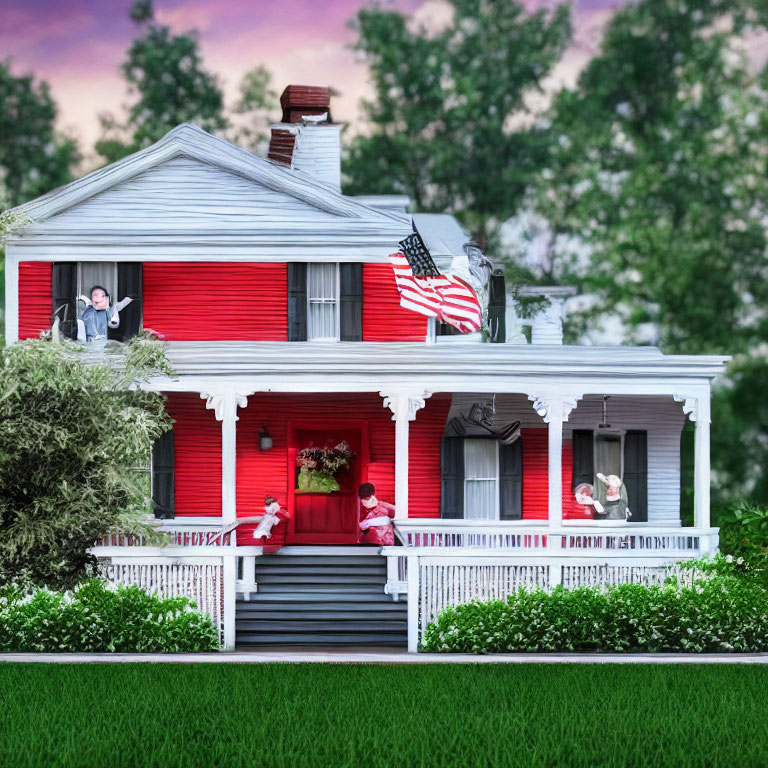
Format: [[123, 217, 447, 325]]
[[422, 556, 768, 654], [0, 579, 218, 652]]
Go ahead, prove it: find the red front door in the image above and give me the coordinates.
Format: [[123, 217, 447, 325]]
[[286, 422, 368, 545]]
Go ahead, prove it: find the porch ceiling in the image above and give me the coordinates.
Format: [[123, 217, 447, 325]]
[[155, 341, 729, 382]]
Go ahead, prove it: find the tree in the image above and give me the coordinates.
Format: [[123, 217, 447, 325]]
[[96, 0, 226, 163], [0, 337, 173, 588], [228, 65, 277, 154], [0, 59, 79, 209], [344, 0, 571, 248], [517, 0, 768, 510]]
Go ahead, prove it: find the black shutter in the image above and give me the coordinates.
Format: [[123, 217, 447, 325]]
[[339, 263, 363, 341], [488, 270, 506, 343], [287, 263, 307, 341], [51, 263, 77, 340], [440, 437, 464, 519], [109, 263, 143, 341], [623, 430, 648, 522], [572, 429, 594, 489], [152, 429, 174, 519], [499, 438, 523, 520]]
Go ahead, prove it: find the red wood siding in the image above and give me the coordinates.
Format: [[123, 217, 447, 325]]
[[362, 263, 428, 341], [408, 394, 451, 518], [143, 263, 288, 341], [236, 393, 395, 541], [166, 393, 221, 516], [18, 261, 52, 339], [522, 428, 548, 520]]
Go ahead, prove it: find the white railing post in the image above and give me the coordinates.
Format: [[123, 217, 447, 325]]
[[381, 390, 430, 520], [4, 253, 19, 345], [407, 553, 420, 652], [222, 552, 236, 651]]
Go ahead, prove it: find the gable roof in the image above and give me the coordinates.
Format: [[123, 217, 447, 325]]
[[10, 123, 409, 226]]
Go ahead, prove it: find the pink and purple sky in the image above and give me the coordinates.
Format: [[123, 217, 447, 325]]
[[3, 0, 766, 168]]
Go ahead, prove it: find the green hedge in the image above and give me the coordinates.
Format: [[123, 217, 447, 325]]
[[422, 556, 768, 653], [0, 579, 219, 652]]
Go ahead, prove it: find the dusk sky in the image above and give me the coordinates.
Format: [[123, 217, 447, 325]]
[[4, 0, 765, 168]]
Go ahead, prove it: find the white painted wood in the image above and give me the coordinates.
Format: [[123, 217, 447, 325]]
[[222, 554, 237, 650], [547, 400, 565, 529], [4, 254, 18, 347], [693, 393, 711, 530], [407, 555, 419, 653]]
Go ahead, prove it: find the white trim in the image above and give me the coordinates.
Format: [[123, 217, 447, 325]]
[[5, 254, 19, 346]]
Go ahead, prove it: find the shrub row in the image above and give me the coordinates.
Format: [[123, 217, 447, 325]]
[[422, 557, 768, 653], [0, 579, 219, 652]]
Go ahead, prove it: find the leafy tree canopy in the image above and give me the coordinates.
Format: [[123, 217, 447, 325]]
[[344, 0, 571, 248], [96, 0, 226, 163], [517, 0, 768, 352], [0, 59, 79, 209], [0, 337, 173, 589]]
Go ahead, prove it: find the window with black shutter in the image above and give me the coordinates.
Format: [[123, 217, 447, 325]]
[[151, 429, 174, 519], [488, 270, 506, 343], [51, 263, 77, 340], [108, 263, 143, 341], [499, 439, 523, 520], [339, 263, 363, 341], [287, 262, 308, 341], [623, 430, 648, 522], [440, 436, 465, 519]]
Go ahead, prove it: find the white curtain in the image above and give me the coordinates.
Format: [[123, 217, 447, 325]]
[[464, 439, 497, 520], [79, 263, 117, 312], [308, 263, 338, 340]]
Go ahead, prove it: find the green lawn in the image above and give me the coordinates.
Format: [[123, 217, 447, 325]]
[[1, 663, 767, 767]]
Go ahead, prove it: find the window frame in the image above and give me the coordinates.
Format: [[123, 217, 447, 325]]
[[306, 262, 340, 342], [463, 438, 500, 521]]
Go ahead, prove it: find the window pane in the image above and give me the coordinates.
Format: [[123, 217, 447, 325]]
[[595, 433, 621, 478], [464, 439, 496, 479], [308, 263, 337, 300], [309, 302, 337, 340], [79, 263, 117, 307], [464, 439, 497, 520], [465, 480, 496, 520]]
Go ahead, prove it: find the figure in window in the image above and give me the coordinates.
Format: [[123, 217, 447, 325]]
[[78, 285, 132, 342]]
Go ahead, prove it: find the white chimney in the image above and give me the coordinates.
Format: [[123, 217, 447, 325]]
[[267, 85, 341, 190]]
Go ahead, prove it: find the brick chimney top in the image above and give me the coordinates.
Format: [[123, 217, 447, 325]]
[[280, 85, 333, 124]]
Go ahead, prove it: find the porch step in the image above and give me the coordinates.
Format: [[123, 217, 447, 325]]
[[235, 549, 406, 648]]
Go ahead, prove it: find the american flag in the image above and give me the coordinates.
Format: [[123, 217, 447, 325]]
[[389, 253, 483, 333]]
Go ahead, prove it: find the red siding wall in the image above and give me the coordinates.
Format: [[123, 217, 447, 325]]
[[166, 393, 221, 516], [408, 394, 451, 518], [522, 428, 548, 520], [18, 261, 52, 339], [143, 263, 288, 341], [362, 263, 429, 341]]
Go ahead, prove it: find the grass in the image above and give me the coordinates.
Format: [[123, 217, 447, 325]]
[[1, 663, 767, 767]]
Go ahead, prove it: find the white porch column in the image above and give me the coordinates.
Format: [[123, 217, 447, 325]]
[[529, 395, 580, 531], [381, 390, 431, 520], [4, 253, 19, 345], [674, 392, 711, 531], [201, 390, 250, 525]]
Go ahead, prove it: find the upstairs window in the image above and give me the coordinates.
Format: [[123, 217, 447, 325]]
[[307, 263, 339, 341]]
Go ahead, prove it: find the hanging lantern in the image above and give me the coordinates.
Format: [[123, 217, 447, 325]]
[[259, 425, 273, 451]]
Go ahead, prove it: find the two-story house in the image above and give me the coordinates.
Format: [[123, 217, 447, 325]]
[[4, 86, 728, 651]]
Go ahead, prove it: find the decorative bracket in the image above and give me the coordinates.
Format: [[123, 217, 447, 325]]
[[380, 390, 432, 421], [527, 394, 581, 424], [673, 394, 699, 422], [201, 390, 252, 421]]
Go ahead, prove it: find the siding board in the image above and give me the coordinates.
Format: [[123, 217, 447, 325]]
[[362, 263, 428, 341], [18, 261, 52, 339]]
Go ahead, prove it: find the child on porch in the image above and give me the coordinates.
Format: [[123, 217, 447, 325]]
[[358, 482, 397, 546]]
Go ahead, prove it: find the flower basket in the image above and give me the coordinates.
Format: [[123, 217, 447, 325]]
[[296, 441, 355, 492]]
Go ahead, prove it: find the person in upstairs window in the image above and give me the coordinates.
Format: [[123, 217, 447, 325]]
[[79, 285, 133, 342], [358, 482, 397, 546]]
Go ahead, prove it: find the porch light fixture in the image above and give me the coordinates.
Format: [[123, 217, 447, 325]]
[[259, 425, 273, 451], [598, 395, 612, 429]]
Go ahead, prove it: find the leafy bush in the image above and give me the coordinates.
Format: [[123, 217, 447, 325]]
[[0, 338, 172, 589], [0, 579, 218, 652], [717, 503, 768, 565], [422, 556, 768, 653]]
